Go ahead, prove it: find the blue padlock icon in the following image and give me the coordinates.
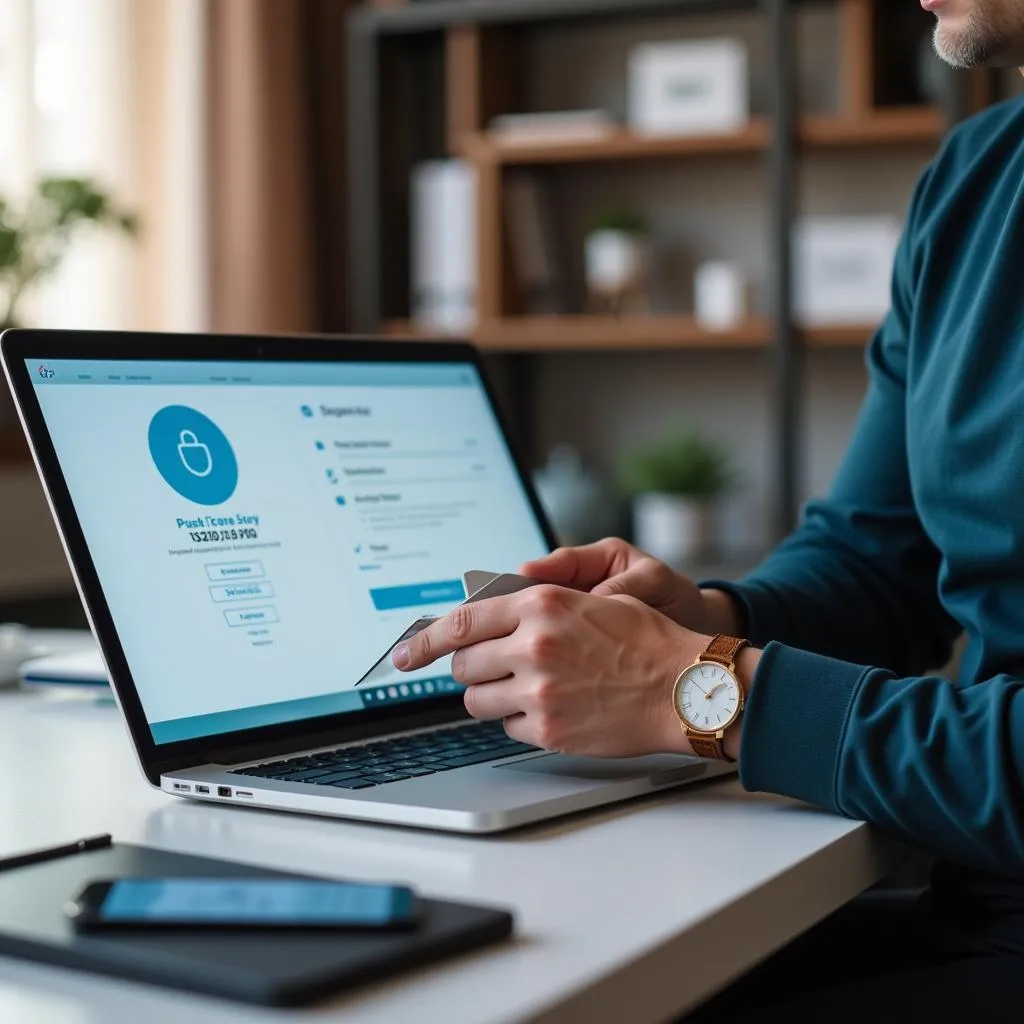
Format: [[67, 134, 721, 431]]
[[177, 429, 213, 478]]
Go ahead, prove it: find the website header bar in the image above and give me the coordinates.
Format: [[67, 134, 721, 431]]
[[28, 359, 477, 389]]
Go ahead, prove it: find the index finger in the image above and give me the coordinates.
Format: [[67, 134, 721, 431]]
[[394, 595, 523, 671]]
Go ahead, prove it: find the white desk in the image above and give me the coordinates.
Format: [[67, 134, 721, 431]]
[[0, 690, 902, 1023]]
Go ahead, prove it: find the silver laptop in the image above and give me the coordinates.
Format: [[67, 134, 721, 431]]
[[2, 330, 729, 833]]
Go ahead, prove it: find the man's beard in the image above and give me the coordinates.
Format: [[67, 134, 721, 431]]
[[932, 5, 1024, 69]]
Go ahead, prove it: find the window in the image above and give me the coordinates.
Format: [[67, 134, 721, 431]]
[[0, 0, 34, 194], [0, 0, 137, 329]]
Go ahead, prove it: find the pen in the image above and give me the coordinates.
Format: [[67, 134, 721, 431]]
[[0, 833, 112, 873]]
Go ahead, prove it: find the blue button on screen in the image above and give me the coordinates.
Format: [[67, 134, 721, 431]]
[[370, 580, 465, 611]]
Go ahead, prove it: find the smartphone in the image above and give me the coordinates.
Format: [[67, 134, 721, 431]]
[[65, 877, 420, 931]]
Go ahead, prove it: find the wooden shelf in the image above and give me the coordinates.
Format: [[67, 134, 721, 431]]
[[385, 317, 878, 352], [463, 108, 945, 166], [386, 316, 772, 351], [479, 316, 776, 350], [802, 323, 876, 347], [471, 120, 772, 165], [800, 107, 946, 147]]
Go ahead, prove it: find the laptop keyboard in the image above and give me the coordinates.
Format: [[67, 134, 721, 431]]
[[227, 720, 538, 791]]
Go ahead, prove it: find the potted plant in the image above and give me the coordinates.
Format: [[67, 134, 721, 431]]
[[620, 426, 734, 566], [584, 207, 649, 315], [0, 177, 138, 331]]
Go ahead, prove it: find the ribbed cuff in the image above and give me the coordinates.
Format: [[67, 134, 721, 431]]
[[699, 578, 783, 650], [738, 641, 870, 814]]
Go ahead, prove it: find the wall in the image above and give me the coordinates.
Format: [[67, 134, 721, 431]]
[[532, 347, 867, 558]]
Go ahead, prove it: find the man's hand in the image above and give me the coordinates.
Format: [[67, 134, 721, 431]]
[[392, 585, 710, 758], [520, 538, 743, 635]]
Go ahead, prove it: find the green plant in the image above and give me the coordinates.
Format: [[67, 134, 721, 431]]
[[588, 207, 645, 235], [619, 426, 734, 499], [0, 177, 139, 330]]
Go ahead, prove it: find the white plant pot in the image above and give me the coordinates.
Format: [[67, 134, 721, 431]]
[[585, 230, 648, 296], [633, 493, 714, 567]]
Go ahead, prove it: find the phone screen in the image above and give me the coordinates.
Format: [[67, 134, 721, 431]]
[[91, 879, 416, 927]]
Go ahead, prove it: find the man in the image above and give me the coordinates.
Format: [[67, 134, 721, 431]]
[[396, 1, 1024, 1019]]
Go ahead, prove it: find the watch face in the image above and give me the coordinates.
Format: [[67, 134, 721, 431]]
[[675, 662, 742, 733]]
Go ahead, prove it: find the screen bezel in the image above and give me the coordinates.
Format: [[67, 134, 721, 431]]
[[69, 878, 418, 930], [1, 329, 556, 783]]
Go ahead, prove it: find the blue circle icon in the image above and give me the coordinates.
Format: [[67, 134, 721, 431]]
[[148, 406, 238, 505]]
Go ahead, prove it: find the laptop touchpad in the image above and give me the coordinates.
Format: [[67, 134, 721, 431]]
[[495, 753, 708, 783]]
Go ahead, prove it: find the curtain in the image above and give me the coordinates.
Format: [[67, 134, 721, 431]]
[[206, 0, 313, 334], [132, 0, 209, 332], [205, 0, 354, 335]]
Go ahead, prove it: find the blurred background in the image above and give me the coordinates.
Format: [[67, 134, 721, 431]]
[[0, 0, 1019, 630]]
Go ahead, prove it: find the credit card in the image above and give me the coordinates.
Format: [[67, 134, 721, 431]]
[[354, 572, 538, 687]]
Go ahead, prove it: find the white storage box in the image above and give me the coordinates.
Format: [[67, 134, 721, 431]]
[[793, 217, 902, 325], [628, 38, 749, 137]]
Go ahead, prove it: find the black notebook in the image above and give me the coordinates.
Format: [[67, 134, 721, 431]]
[[0, 841, 513, 1006]]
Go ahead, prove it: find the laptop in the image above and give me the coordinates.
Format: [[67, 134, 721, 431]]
[[2, 330, 730, 833]]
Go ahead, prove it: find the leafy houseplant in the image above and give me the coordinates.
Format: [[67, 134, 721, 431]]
[[0, 178, 139, 331], [620, 427, 734, 565], [584, 207, 649, 315], [588, 208, 646, 236]]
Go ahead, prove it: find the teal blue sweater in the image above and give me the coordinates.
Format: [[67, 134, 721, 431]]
[[715, 97, 1024, 886]]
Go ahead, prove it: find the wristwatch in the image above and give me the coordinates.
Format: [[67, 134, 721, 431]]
[[672, 634, 749, 761]]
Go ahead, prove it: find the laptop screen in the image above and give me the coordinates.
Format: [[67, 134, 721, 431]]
[[28, 357, 548, 745]]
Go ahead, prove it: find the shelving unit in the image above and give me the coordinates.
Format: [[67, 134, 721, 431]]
[[347, 0, 980, 537]]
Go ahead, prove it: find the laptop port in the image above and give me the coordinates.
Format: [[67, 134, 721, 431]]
[[172, 782, 191, 792], [195, 785, 210, 795], [217, 786, 232, 797], [235, 790, 254, 799]]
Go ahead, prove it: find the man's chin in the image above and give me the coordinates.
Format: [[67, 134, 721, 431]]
[[933, 16, 1024, 69], [933, 22, 991, 68]]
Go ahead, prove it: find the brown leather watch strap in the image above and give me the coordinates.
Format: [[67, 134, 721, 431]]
[[700, 634, 748, 667], [688, 735, 725, 760]]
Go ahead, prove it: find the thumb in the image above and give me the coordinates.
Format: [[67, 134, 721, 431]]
[[592, 561, 704, 628], [520, 541, 624, 590], [519, 548, 580, 586], [591, 561, 668, 605]]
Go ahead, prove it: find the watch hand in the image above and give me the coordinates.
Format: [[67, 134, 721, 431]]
[[691, 681, 709, 697], [705, 683, 726, 701]]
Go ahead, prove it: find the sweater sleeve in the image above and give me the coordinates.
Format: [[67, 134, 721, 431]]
[[705, 163, 960, 677], [740, 643, 1024, 874]]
